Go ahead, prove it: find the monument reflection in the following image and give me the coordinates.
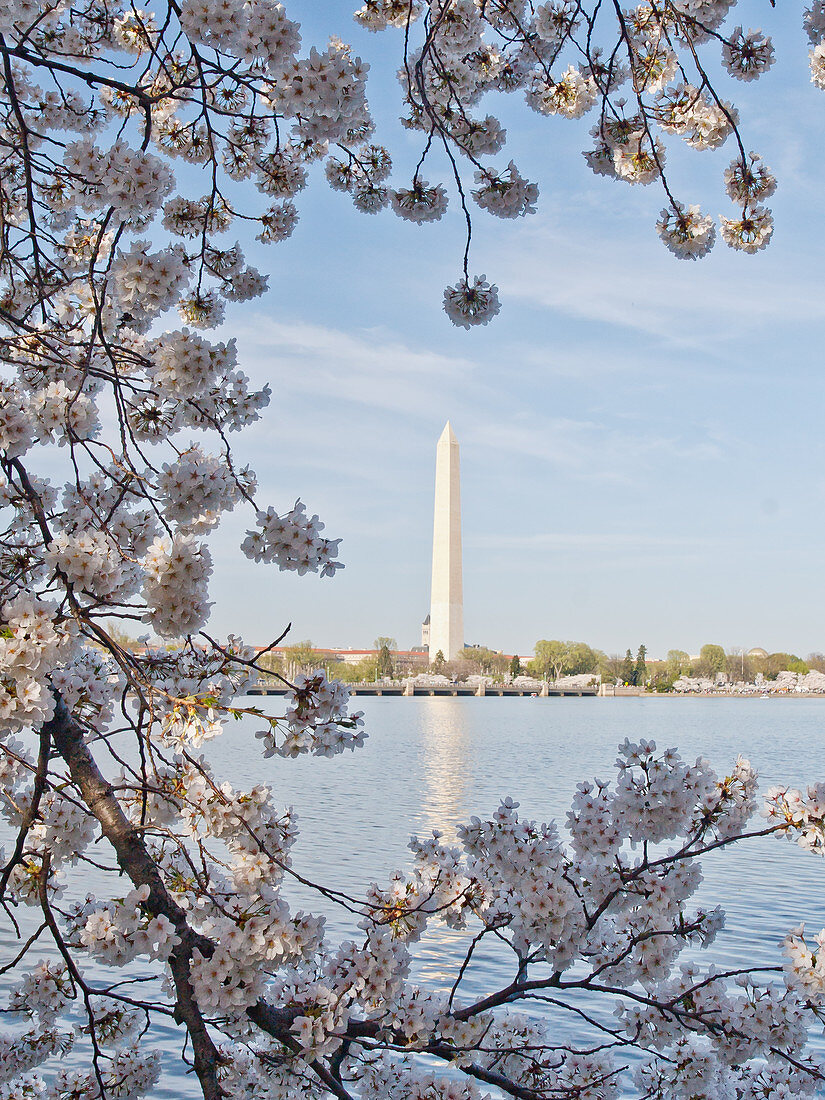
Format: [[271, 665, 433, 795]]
[[417, 697, 472, 834]]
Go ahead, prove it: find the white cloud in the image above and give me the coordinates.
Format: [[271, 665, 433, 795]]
[[231, 316, 732, 496], [494, 215, 825, 353], [469, 530, 723, 552], [240, 317, 478, 417]]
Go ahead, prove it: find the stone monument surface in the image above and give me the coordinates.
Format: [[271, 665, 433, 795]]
[[428, 421, 464, 662]]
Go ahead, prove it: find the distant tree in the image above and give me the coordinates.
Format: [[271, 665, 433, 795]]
[[357, 655, 381, 682], [635, 645, 648, 687], [787, 656, 811, 675], [256, 650, 284, 681], [761, 651, 809, 677], [590, 650, 611, 680], [699, 644, 727, 677], [646, 663, 676, 692], [376, 643, 394, 679], [333, 661, 363, 684], [532, 640, 569, 681], [601, 654, 625, 682], [620, 649, 636, 685], [374, 636, 398, 653], [666, 650, 691, 678], [432, 650, 446, 675], [807, 653, 825, 674], [509, 654, 523, 679], [335, 655, 394, 683], [283, 639, 322, 678], [532, 640, 600, 681], [459, 646, 499, 674], [332, 655, 381, 683], [758, 653, 809, 679], [725, 648, 755, 683], [566, 642, 600, 676]]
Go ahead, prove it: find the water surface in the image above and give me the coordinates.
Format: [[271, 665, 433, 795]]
[[3, 697, 825, 1094]]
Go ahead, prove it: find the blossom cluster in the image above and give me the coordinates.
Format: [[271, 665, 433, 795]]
[[68, 885, 181, 965], [0, 594, 74, 734], [241, 501, 343, 576], [4, 724, 824, 1100], [142, 534, 214, 637], [472, 161, 538, 219], [1, 2, 824, 1098], [46, 528, 136, 600], [765, 781, 825, 854], [156, 444, 249, 532], [140, 637, 257, 721], [442, 275, 501, 330], [257, 669, 366, 758], [390, 180, 448, 223]]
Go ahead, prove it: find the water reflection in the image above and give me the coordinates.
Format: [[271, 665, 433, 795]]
[[416, 697, 471, 834]]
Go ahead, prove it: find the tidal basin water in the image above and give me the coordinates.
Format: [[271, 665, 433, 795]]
[[5, 696, 825, 1095], [237, 695, 825, 991]]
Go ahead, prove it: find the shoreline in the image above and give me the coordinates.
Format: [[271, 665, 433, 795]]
[[634, 692, 825, 699], [247, 685, 825, 700]]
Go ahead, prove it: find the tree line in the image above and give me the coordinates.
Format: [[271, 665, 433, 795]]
[[260, 639, 825, 688], [531, 641, 825, 690]]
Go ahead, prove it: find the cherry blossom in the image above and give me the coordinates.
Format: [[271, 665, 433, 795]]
[[442, 275, 501, 329], [1, 2, 824, 1098], [657, 204, 717, 259]]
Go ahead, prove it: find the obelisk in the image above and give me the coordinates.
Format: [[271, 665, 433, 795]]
[[429, 421, 464, 662]]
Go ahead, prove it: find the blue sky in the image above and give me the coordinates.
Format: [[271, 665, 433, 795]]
[[202, 2, 825, 659]]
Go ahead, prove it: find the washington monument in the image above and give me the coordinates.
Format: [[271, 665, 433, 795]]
[[428, 421, 464, 662]]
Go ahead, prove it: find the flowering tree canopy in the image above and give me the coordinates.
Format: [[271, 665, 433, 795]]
[[2, 0, 825, 1098]]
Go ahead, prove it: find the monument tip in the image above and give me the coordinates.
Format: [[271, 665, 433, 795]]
[[440, 420, 457, 443]]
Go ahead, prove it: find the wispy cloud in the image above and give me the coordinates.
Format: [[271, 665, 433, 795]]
[[234, 317, 730, 491], [469, 531, 724, 552], [493, 214, 825, 355], [241, 317, 477, 417], [469, 419, 725, 476]]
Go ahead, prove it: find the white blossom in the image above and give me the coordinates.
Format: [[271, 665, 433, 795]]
[[472, 161, 538, 218], [720, 205, 774, 252], [156, 445, 246, 530], [526, 66, 597, 119], [724, 153, 777, 204], [810, 40, 825, 89], [241, 501, 343, 576], [142, 534, 213, 636], [443, 275, 501, 329], [256, 669, 366, 758], [390, 181, 448, 223], [722, 27, 775, 81], [656, 204, 716, 259]]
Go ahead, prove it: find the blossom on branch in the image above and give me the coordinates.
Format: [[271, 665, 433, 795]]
[[0, 1, 824, 1097]]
